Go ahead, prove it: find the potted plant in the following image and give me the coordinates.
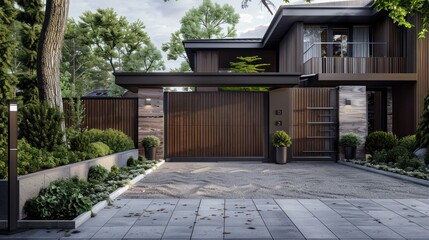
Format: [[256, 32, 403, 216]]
[[340, 133, 361, 160], [272, 130, 292, 164], [142, 135, 160, 160]]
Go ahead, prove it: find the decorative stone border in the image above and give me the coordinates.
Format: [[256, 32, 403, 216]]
[[0, 160, 164, 229], [338, 160, 429, 187], [0, 149, 139, 220]]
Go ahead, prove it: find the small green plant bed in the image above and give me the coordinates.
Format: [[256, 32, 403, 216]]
[[344, 159, 429, 181], [24, 156, 160, 220], [0, 128, 135, 179]]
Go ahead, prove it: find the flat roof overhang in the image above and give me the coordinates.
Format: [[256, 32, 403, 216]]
[[301, 73, 417, 87], [114, 72, 301, 92]]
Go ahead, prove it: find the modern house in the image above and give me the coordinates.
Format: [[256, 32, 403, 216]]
[[115, 0, 429, 162]]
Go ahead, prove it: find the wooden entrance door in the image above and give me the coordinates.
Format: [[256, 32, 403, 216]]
[[292, 88, 338, 161], [166, 92, 267, 161]]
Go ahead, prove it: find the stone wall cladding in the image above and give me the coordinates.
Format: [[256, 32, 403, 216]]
[[338, 86, 368, 159]]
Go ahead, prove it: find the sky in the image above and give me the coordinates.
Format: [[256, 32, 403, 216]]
[[68, 0, 321, 70]]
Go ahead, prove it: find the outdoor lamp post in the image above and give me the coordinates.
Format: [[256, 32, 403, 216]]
[[7, 100, 18, 232]]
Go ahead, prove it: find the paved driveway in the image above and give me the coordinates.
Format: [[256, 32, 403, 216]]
[[122, 162, 429, 199]]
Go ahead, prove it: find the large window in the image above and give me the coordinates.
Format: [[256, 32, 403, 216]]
[[303, 25, 371, 62]]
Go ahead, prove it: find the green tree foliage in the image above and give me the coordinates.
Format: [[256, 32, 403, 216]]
[[230, 56, 270, 73], [19, 101, 64, 151], [15, 0, 44, 102], [374, 0, 429, 38], [0, 0, 18, 147], [222, 56, 270, 92], [162, 0, 239, 71], [61, 9, 163, 96], [416, 94, 429, 148]]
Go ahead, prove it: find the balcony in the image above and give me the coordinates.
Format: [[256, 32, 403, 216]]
[[303, 42, 407, 74]]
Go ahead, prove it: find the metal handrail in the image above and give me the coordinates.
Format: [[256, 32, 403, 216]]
[[303, 41, 387, 57]]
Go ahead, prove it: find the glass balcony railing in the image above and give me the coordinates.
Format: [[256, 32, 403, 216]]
[[303, 42, 388, 62]]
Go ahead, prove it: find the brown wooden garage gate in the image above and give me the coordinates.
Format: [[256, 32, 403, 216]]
[[165, 92, 268, 161]]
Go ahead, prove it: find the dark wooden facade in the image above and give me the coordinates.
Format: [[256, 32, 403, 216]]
[[64, 98, 138, 146], [166, 92, 267, 161], [279, 22, 304, 73]]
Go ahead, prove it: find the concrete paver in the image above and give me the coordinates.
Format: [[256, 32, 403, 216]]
[[2, 198, 429, 239]]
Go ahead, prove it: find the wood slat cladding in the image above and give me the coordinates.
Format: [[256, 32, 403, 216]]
[[279, 22, 304, 73], [64, 98, 138, 146], [167, 92, 264, 158], [415, 14, 429, 128], [196, 51, 219, 72], [291, 88, 337, 159], [374, 17, 403, 57], [304, 57, 407, 74]]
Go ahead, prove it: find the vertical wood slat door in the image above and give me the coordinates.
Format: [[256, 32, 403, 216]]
[[292, 88, 338, 160], [167, 92, 264, 159]]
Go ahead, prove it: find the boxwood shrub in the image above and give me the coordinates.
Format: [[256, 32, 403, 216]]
[[91, 142, 112, 157], [365, 131, 398, 154], [84, 129, 134, 153], [398, 135, 416, 152]]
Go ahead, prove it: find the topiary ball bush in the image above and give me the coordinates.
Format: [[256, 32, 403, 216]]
[[398, 135, 417, 152], [91, 142, 112, 157], [70, 134, 92, 152], [340, 133, 361, 147], [272, 130, 292, 148], [142, 135, 161, 149], [365, 131, 398, 155], [386, 146, 415, 164], [88, 165, 109, 182], [84, 129, 134, 153]]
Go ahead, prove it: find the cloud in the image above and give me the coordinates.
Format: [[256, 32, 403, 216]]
[[239, 25, 269, 38], [239, 13, 253, 23]]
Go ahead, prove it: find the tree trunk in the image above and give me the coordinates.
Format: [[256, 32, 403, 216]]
[[37, 0, 69, 107], [37, 0, 69, 144]]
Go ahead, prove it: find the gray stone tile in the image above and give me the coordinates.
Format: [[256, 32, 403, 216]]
[[0, 229, 66, 239], [345, 217, 384, 227], [123, 226, 165, 239], [346, 199, 386, 212], [225, 199, 256, 211], [191, 226, 223, 239], [61, 227, 100, 239], [390, 226, 429, 239], [395, 199, 429, 216], [134, 217, 170, 226], [295, 224, 337, 239], [199, 199, 224, 211], [175, 199, 201, 211], [195, 210, 225, 226], [267, 225, 305, 239], [162, 225, 193, 238], [356, 225, 405, 239], [84, 208, 121, 227], [91, 226, 131, 239], [223, 226, 272, 239], [327, 226, 370, 239], [289, 216, 324, 226], [169, 211, 197, 226], [104, 217, 138, 227]]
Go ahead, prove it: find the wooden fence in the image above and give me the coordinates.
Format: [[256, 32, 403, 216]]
[[64, 98, 138, 147]]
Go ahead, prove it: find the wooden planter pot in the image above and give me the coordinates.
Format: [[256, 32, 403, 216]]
[[145, 148, 157, 160]]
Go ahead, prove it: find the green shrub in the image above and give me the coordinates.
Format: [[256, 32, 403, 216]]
[[70, 134, 92, 152], [386, 146, 415, 164], [19, 102, 64, 151], [18, 139, 57, 175], [138, 155, 147, 161], [111, 164, 120, 174], [25, 178, 92, 220], [395, 157, 425, 170], [0, 160, 6, 179], [141, 135, 161, 149], [127, 156, 140, 167], [370, 149, 388, 164], [340, 133, 361, 147], [272, 131, 292, 147], [365, 131, 398, 154], [398, 135, 417, 152], [88, 165, 109, 182], [91, 142, 111, 157], [84, 129, 134, 153]]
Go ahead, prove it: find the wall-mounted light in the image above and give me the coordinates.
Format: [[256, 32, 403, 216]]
[[345, 99, 351, 105], [145, 98, 152, 106]]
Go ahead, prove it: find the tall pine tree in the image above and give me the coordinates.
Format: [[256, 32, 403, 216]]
[[16, 0, 45, 103], [0, 0, 19, 147]]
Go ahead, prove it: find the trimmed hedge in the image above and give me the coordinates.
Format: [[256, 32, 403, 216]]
[[84, 129, 134, 153], [365, 131, 398, 154]]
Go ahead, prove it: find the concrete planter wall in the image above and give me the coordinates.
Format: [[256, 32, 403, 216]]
[[0, 149, 138, 220]]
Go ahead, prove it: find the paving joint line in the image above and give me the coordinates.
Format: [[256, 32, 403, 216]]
[[188, 199, 201, 239], [253, 199, 275, 240]]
